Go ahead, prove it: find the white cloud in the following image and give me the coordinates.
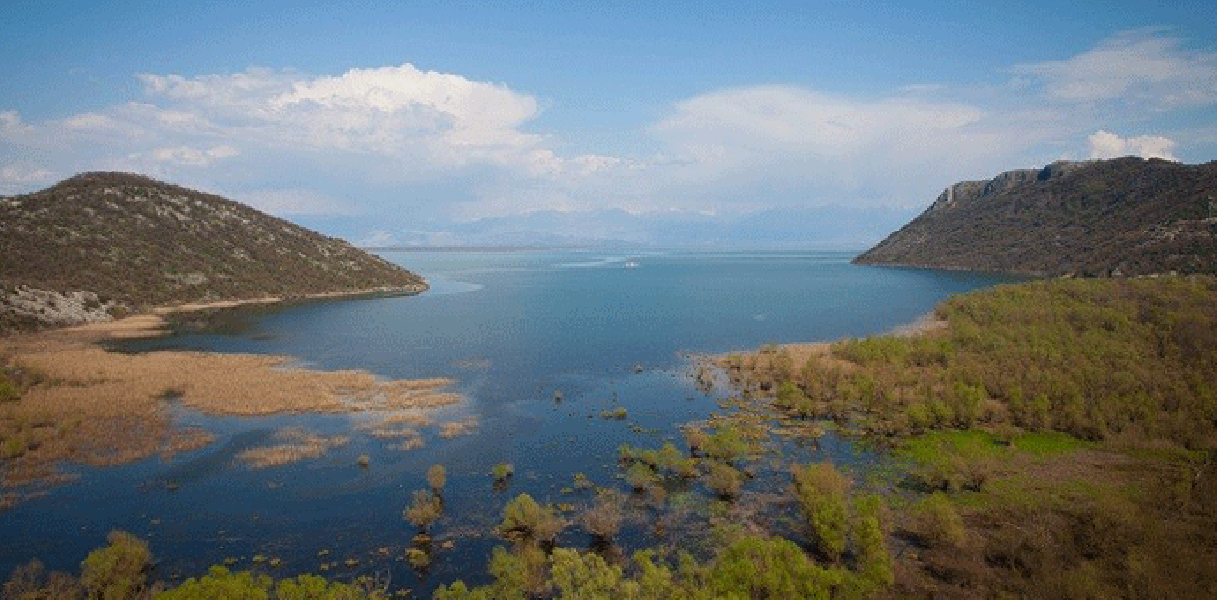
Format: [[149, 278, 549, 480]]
[[61, 113, 126, 131], [142, 145, 242, 167], [208, 145, 240, 159], [356, 230, 397, 247], [0, 163, 56, 193], [1087, 130, 1177, 160], [654, 86, 989, 165], [238, 188, 354, 216], [0, 29, 1212, 226], [134, 64, 547, 166], [1013, 28, 1217, 108], [0, 111, 32, 138], [643, 85, 1012, 204]]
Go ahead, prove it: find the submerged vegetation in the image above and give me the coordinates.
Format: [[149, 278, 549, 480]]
[[720, 276, 1217, 597], [237, 428, 350, 469], [7, 276, 1216, 598]]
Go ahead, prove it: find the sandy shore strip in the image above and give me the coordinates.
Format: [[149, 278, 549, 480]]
[[693, 312, 949, 389], [66, 284, 428, 339]]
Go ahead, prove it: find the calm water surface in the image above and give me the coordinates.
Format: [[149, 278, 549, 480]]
[[0, 250, 1015, 592]]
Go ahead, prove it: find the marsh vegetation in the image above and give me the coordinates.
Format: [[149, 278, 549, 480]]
[[7, 276, 1215, 598], [0, 323, 462, 498], [718, 276, 1217, 597]]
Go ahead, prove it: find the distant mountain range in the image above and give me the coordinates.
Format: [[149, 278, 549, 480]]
[[360, 205, 918, 250], [855, 157, 1217, 276], [1, 172, 427, 332]]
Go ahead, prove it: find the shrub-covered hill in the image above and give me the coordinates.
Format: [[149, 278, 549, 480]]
[[854, 156, 1217, 276], [0, 172, 426, 332]]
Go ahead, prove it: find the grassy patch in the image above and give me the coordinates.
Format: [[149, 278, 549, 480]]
[[1011, 431, 1091, 456]]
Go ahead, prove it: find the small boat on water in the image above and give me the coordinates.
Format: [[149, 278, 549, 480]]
[[624, 260, 639, 268]]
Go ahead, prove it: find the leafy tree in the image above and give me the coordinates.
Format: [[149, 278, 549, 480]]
[[499, 494, 565, 545], [705, 536, 843, 599], [80, 530, 150, 600], [405, 489, 443, 532], [792, 463, 850, 561], [427, 464, 447, 494]]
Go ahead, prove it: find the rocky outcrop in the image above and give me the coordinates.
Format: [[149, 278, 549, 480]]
[[854, 157, 1217, 276], [1, 172, 427, 333]]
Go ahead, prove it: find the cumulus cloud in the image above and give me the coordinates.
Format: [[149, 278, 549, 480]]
[[62, 112, 128, 131], [142, 145, 241, 167], [1013, 28, 1217, 108], [1087, 130, 1177, 160], [0, 111, 32, 138], [356, 230, 397, 247], [237, 188, 354, 216], [134, 64, 547, 165], [640, 85, 1018, 208], [0, 29, 1212, 230], [0, 163, 56, 193], [654, 86, 990, 166]]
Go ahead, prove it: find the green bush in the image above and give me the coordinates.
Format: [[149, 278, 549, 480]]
[[548, 548, 631, 598], [427, 464, 447, 493], [2, 559, 82, 599], [498, 494, 565, 545], [580, 489, 624, 539], [705, 536, 842, 599], [491, 463, 514, 482], [157, 566, 379, 599], [625, 462, 658, 492], [0, 377, 19, 403], [791, 463, 850, 561], [80, 530, 150, 600], [405, 489, 442, 531], [704, 461, 743, 500], [916, 492, 967, 549], [852, 495, 894, 588], [701, 424, 748, 462], [486, 545, 547, 597]]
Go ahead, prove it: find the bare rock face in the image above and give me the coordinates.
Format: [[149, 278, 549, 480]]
[[0, 287, 120, 329], [1, 172, 427, 333], [855, 157, 1217, 276]]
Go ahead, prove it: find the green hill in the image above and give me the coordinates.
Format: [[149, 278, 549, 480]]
[[0, 172, 426, 332], [855, 157, 1217, 276]]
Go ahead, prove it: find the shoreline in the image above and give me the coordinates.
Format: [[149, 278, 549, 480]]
[[64, 283, 429, 340], [703, 311, 947, 367], [0, 283, 459, 502]]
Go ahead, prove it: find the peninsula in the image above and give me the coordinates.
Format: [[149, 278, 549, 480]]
[[0, 173, 461, 506], [1, 172, 427, 334]]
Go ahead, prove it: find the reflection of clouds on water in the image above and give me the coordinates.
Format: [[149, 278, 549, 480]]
[[419, 277, 484, 296], [453, 358, 491, 370], [555, 255, 629, 268]]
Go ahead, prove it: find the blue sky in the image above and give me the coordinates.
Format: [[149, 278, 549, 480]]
[[3, 1, 1215, 246]]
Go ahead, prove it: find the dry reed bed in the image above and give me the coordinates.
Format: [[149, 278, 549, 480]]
[[237, 428, 350, 469], [11, 345, 458, 415], [1, 309, 462, 490]]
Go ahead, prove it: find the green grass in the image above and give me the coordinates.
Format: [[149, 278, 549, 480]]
[[1010, 431, 1091, 456], [899, 430, 1004, 463]]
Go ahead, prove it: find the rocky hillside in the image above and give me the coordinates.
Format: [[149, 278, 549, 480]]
[[854, 157, 1217, 276], [0, 172, 426, 332]]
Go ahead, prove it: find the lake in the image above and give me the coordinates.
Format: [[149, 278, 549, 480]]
[[0, 249, 1016, 593]]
